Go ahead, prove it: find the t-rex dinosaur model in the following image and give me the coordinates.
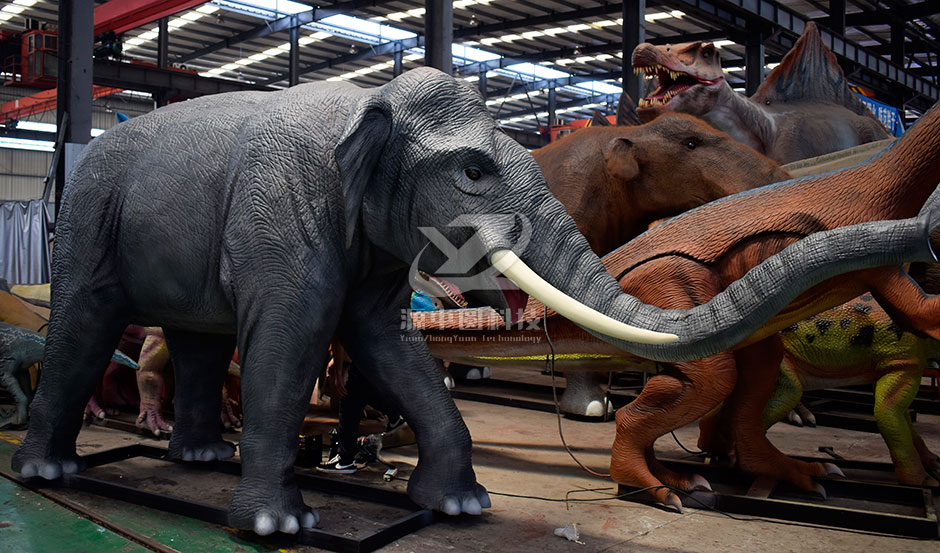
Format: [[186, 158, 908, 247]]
[[632, 22, 890, 164], [0, 322, 138, 429], [417, 98, 940, 509]]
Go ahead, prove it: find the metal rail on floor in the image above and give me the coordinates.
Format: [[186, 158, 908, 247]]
[[617, 458, 939, 539], [25, 444, 437, 553]]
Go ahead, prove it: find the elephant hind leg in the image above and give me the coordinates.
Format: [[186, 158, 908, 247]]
[[611, 352, 737, 509], [13, 284, 129, 479], [164, 329, 236, 462]]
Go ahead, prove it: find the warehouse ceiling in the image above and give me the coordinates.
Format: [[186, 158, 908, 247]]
[[0, 0, 938, 138]]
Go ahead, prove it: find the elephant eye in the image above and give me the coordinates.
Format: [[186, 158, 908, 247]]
[[464, 167, 482, 180]]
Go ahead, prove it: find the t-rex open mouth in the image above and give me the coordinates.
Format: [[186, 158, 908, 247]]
[[633, 64, 723, 107]]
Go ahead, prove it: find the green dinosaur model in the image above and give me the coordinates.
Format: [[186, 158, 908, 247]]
[[0, 322, 139, 429]]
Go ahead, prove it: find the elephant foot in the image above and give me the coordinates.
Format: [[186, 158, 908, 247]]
[[136, 406, 174, 437], [560, 372, 612, 418], [12, 438, 85, 480], [167, 439, 235, 462], [406, 462, 491, 515], [229, 479, 319, 535]]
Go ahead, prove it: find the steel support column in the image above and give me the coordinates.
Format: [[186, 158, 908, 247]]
[[478, 70, 487, 99], [56, 0, 94, 217], [891, 23, 905, 67], [424, 0, 452, 73], [623, 0, 646, 104], [289, 25, 300, 86], [745, 30, 764, 96], [155, 17, 169, 106], [547, 86, 557, 126], [828, 0, 845, 36], [393, 49, 403, 77]]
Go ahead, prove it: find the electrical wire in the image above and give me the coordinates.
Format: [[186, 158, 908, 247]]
[[543, 305, 611, 478]]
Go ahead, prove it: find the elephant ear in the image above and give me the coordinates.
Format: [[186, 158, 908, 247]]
[[335, 95, 393, 248], [604, 137, 639, 183]]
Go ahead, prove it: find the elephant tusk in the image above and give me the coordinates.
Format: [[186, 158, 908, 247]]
[[489, 249, 679, 345]]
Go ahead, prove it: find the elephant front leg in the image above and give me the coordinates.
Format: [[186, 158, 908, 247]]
[[339, 283, 489, 516], [560, 372, 613, 418], [227, 303, 337, 535]]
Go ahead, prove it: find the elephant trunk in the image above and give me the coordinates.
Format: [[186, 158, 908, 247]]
[[486, 184, 940, 363]]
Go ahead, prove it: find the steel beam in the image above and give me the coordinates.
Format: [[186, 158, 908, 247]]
[[623, 1, 646, 104], [93, 0, 203, 36], [498, 92, 620, 121], [175, 0, 394, 64], [425, 0, 453, 73], [891, 23, 905, 67], [261, 37, 422, 86], [93, 59, 275, 95]]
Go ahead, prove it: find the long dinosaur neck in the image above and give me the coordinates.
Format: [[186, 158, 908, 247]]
[[704, 83, 774, 154], [866, 104, 940, 213]]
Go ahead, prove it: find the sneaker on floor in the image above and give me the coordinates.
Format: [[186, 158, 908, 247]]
[[316, 455, 359, 474]]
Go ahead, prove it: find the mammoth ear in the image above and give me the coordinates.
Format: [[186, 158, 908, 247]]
[[335, 95, 392, 248], [604, 137, 639, 182]]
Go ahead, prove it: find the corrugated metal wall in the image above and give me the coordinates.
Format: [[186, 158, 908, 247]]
[[0, 148, 50, 201]]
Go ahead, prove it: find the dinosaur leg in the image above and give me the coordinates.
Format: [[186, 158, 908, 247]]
[[873, 365, 937, 486], [728, 337, 837, 493], [645, 446, 711, 492], [910, 423, 940, 477], [610, 352, 736, 510], [164, 330, 237, 462], [865, 266, 940, 339], [0, 362, 30, 428], [762, 359, 804, 430], [695, 404, 733, 460], [135, 329, 173, 437]]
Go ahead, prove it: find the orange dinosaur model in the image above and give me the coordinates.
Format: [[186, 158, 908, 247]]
[[417, 99, 940, 509]]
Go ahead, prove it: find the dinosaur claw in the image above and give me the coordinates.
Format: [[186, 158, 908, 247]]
[[813, 483, 828, 500], [665, 491, 683, 513], [823, 463, 845, 478], [689, 474, 712, 492]]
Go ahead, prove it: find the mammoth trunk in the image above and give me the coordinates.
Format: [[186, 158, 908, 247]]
[[489, 190, 940, 363]]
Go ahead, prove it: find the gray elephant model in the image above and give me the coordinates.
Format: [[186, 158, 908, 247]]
[[12, 67, 940, 535]]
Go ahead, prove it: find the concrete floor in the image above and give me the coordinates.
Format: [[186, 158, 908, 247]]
[[1, 391, 938, 553]]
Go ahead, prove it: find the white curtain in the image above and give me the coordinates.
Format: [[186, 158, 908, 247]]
[[0, 200, 51, 284]]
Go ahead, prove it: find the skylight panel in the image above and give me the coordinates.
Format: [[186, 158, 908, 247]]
[[319, 14, 416, 41]]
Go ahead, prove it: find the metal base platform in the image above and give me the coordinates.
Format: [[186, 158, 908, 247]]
[[617, 457, 939, 539], [18, 444, 437, 553]]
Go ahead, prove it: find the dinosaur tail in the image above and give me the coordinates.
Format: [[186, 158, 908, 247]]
[[111, 350, 139, 370], [592, 185, 940, 362]]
